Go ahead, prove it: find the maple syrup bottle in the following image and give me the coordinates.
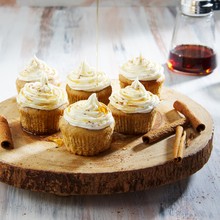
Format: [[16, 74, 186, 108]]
[[168, 0, 217, 75]]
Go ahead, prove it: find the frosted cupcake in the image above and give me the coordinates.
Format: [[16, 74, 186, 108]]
[[16, 56, 60, 93], [119, 55, 165, 96], [66, 61, 112, 105], [109, 78, 159, 135], [59, 93, 115, 156], [17, 73, 68, 135]]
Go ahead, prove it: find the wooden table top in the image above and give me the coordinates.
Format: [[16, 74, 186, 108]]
[[0, 3, 220, 220]]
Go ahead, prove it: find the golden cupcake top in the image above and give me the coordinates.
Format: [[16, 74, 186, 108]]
[[17, 73, 68, 110], [66, 61, 111, 92], [109, 78, 160, 113], [17, 56, 59, 83], [63, 93, 114, 130], [120, 55, 164, 81]]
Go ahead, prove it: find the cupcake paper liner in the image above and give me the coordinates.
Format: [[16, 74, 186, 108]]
[[66, 84, 112, 105], [109, 104, 156, 135], [19, 105, 66, 135], [119, 74, 164, 97], [59, 117, 114, 156]]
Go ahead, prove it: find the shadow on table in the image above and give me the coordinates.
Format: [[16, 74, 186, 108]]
[[163, 64, 208, 87], [7, 176, 191, 218]]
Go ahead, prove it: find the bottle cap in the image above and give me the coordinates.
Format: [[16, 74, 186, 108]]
[[181, 0, 213, 16]]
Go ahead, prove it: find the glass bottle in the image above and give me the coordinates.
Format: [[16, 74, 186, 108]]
[[167, 0, 217, 75]]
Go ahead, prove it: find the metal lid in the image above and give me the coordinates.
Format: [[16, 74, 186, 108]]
[[181, 0, 213, 16]]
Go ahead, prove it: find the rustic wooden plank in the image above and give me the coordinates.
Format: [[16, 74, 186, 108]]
[[17, 0, 178, 7], [0, 0, 15, 6], [0, 4, 219, 220], [0, 87, 213, 195]]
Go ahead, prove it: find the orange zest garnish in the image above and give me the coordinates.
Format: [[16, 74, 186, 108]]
[[98, 105, 108, 114]]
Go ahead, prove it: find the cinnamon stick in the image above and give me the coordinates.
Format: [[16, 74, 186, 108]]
[[0, 115, 14, 149], [173, 100, 205, 133], [142, 117, 188, 144], [174, 130, 186, 163], [173, 126, 183, 160]]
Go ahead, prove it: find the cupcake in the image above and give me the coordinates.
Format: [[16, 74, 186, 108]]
[[16, 56, 60, 93], [59, 93, 115, 156], [66, 61, 112, 105], [109, 78, 159, 135], [119, 55, 165, 96], [17, 73, 68, 135]]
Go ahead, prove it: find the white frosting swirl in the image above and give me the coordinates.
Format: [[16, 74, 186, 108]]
[[66, 62, 111, 92], [109, 78, 160, 113], [120, 55, 164, 81], [18, 56, 59, 82], [17, 74, 68, 110], [64, 93, 114, 130]]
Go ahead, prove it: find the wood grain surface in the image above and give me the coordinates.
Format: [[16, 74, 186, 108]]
[[0, 87, 213, 195], [17, 0, 177, 7], [0, 4, 220, 220]]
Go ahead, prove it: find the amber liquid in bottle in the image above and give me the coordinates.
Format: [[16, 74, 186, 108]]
[[168, 44, 217, 75]]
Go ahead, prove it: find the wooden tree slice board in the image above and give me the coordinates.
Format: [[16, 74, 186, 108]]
[[0, 87, 213, 195]]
